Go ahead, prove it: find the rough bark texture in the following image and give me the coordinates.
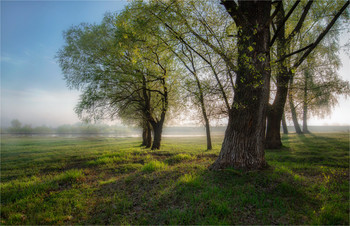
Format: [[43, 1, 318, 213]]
[[265, 3, 290, 149], [151, 122, 163, 150], [210, 1, 271, 170]]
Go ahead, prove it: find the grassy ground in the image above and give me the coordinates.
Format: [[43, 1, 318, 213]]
[[1, 133, 349, 225]]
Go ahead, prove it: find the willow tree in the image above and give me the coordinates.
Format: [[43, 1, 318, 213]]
[[57, 8, 179, 149], [266, 0, 349, 147]]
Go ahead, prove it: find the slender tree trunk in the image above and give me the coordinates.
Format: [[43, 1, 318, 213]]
[[289, 77, 303, 134], [194, 71, 212, 150], [265, 2, 290, 149], [204, 116, 212, 150], [210, 1, 271, 170], [282, 112, 288, 134], [289, 97, 302, 134], [303, 70, 310, 134]]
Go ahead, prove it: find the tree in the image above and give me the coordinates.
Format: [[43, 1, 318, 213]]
[[266, 0, 349, 147], [57, 8, 180, 149], [207, 1, 272, 170], [10, 119, 21, 131]]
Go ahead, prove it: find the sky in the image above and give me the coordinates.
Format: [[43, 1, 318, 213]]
[[1, 0, 128, 127], [1, 0, 350, 128]]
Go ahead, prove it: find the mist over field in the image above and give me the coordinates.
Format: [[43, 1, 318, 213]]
[[1, 120, 348, 137]]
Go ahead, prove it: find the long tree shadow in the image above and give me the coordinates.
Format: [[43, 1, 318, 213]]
[[83, 160, 320, 225], [267, 133, 348, 169]]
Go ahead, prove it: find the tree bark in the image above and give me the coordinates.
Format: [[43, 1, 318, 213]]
[[204, 116, 212, 150], [266, 2, 290, 149], [151, 122, 163, 150], [303, 70, 310, 134], [211, 1, 271, 170], [289, 77, 303, 134], [141, 121, 152, 148], [282, 112, 288, 134], [194, 70, 212, 150]]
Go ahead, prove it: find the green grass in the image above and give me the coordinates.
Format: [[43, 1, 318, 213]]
[[0, 133, 349, 224]]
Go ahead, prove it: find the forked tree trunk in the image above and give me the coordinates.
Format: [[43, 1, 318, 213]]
[[282, 113, 288, 134], [210, 1, 271, 170], [265, 3, 290, 149]]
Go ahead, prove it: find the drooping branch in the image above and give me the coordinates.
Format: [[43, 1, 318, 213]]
[[293, 0, 349, 69]]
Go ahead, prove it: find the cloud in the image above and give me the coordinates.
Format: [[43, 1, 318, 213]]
[[0, 55, 26, 65]]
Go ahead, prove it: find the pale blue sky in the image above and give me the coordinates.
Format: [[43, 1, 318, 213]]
[[1, 0, 128, 127], [1, 0, 349, 127]]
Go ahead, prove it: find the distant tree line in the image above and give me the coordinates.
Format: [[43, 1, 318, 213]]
[[1, 119, 136, 135]]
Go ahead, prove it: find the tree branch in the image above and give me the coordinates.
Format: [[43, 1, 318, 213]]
[[270, 0, 301, 47], [286, 0, 314, 43], [275, 43, 313, 63], [293, 0, 350, 69]]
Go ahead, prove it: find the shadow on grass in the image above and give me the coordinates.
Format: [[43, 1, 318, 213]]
[[267, 133, 349, 168], [84, 163, 319, 225]]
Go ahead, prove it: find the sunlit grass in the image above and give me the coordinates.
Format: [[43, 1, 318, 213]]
[[0, 133, 348, 224], [141, 160, 168, 172]]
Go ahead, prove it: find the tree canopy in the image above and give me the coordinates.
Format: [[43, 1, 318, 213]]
[[57, 0, 350, 170]]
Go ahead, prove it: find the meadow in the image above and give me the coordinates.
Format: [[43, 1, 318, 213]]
[[1, 133, 349, 225]]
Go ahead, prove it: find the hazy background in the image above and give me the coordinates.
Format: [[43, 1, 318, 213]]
[[1, 0, 350, 128]]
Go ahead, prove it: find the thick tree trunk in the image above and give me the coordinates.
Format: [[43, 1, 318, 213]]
[[282, 113, 288, 134], [211, 1, 271, 170], [266, 109, 282, 149], [303, 70, 310, 134], [151, 122, 163, 150], [265, 3, 290, 149], [141, 122, 152, 148]]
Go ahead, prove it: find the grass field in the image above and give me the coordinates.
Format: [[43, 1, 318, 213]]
[[1, 133, 349, 225]]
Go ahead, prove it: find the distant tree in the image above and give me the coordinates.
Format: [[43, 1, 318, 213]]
[[57, 7, 180, 149], [10, 119, 21, 131], [266, 0, 349, 147]]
